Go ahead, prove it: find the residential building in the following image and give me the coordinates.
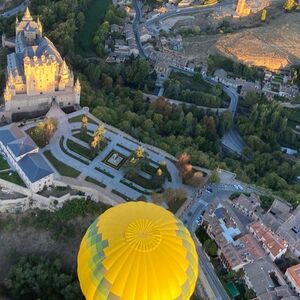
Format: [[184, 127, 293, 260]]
[[0, 123, 54, 192], [1, 8, 81, 123], [244, 258, 294, 300], [286, 264, 300, 296], [249, 221, 288, 261], [277, 206, 300, 258], [262, 199, 293, 232], [220, 234, 265, 271], [232, 193, 261, 219]]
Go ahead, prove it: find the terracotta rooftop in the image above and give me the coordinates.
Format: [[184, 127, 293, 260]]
[[286, 264, 300, 289], [250, 221, 288, 257]]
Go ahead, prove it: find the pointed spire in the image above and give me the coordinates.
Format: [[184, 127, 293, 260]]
[[23, 7, 33, 21], [16, 16, 19, 24], [74, 78, 81, 93], [4, 84, 12, 102], [37, 17, 43, 35]]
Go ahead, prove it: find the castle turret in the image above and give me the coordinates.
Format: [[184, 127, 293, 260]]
[[58, 59, 70, 90], [37, 17, 43, 35], [4, 84, 12, 102], [74, 78, 81, 105]]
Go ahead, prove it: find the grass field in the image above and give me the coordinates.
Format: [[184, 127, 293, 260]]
[[44, 151, 80, 178], [0, 171, 26, 187], [66, 139, 95, 161], [75, 0, 111, 56], [0, 156, 9, 170]]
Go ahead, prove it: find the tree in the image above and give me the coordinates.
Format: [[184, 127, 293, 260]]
[[80, 114, 88, 136], [283, 0, 295, 11], [135, 146, 145, 159], [4, 257, 83, 300], [177, 153, 193, 181], [31, 118, 57, 147], [90, 125, 105, 153]]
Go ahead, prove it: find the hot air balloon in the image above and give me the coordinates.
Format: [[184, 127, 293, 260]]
[[77, 201, 198, 300]]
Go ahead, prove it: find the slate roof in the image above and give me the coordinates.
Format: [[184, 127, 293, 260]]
[[18, 153, 53, 183], [8, 136, 37, 158], [0, 123, 25, 144], [0, 123, 54, 184]]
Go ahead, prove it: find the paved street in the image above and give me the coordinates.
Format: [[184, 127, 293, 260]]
[[0, 0, 28, 18]]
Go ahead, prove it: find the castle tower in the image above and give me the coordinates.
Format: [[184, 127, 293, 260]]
[[235, 0, 251, 16], [74, 78, 81, 105]]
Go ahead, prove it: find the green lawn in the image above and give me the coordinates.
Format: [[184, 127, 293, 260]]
[[0, 156, 9, 170], [44, 151, 80, 178], [68, 115, 98, 125], [125, 173, 163, 190], [0, 171, 26, 187], [66, 139, 96, 161], [75, 0, 111, 56], [85, 176, 106, 188], [59, 137, 89, 165], [73, 132, 93, 144]]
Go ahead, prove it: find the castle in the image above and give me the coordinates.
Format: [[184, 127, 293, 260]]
[[235, 0, 269, 17], [0, 8, 81, 123]]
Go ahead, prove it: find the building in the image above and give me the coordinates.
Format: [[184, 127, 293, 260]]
[[0, 123, 54, 192], [232, 193, 261, 219], [277, 206, 300, 258], [244, 258, 294, 300], [249, 221, 288, 261], [286, 264, 300, 296], [262, 199, 293, 232], [235, 0, 269, 17], [1, 8, 81, 123], [220, 234, 265, 271]]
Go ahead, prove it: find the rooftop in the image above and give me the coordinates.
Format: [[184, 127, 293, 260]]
[[286, 264, 300, 289], [250, 221, 288, 257]]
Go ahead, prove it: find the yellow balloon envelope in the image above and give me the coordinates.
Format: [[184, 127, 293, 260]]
[[77, 201, 198, 300]]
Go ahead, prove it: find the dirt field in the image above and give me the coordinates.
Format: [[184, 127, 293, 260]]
[[183, 9, 300, 70]]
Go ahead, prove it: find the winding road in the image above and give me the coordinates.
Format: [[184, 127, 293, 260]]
[[0, 0, 28, 18]]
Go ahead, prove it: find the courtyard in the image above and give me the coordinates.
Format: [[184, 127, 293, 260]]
[[18, 108, 194, 206]]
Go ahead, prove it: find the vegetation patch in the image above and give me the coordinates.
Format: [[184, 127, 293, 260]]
[[0, 171, 25, 187], [85, 176, 106, 188], [120, 179, 150, 195], [111, 189, 131, 201], [95, 167, 114, 178], [44, 151, 80, 178], [66, 139, 96, 161], [59, 137, 89, 165], [167, 195, 187, 213], [0, 155, 9, 170], [75, 0, 111, 55]]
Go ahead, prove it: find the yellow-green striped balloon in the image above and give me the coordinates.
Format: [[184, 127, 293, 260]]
[[77, 201, 198, 300]]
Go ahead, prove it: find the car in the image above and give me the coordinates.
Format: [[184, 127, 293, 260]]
[[176, 9, 181, 12], [238, 184, 244, 191], [207, 187, 213, 193]]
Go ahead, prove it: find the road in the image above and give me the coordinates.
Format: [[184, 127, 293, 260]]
[[133, 0, 147, 58], [0, 0, 28, 18], [145, 1, 235, 35]]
